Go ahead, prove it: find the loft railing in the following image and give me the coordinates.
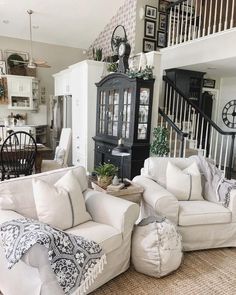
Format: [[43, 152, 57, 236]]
[[167, 0, 236, 47], [161, 76, 236, 179]]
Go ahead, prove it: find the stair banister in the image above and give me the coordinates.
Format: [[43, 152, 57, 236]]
[[163, 76, 236, 136]]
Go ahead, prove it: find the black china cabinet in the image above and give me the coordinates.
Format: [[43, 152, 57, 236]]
[[93, 73, 155, 179]]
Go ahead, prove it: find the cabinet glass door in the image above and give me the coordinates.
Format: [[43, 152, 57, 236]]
[[108, 90, 119, 137], [98, 91, 106, 134], [137, 88, 150, 140], [122, 89, 132, 139]]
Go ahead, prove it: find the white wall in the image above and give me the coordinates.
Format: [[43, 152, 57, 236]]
[[0, 36, 85, 125], [161, 28, 236, 70]]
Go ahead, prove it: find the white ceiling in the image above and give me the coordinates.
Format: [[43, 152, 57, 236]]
[[180, 56, 236, 78], [0, 0, 126, 49]]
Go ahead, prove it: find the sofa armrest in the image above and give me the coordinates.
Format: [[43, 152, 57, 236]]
[[84, 189, 139, 237], [0, 209, 24, 224], [133, 176, 179, 224], [228, 189, 236, 222]]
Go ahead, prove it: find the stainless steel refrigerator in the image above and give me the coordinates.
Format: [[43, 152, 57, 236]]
[[52, 95, 72, 163]]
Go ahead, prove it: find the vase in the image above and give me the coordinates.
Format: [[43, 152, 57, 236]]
[[97, 176, 113, 188]]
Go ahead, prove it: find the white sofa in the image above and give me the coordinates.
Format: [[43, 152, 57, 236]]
[[133, 157, 236, 251], [0, 166, 139, 295]]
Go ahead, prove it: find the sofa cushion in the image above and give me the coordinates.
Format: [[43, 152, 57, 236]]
[[0, 166, 88, 219], [166, 162, 203, 201], [142, 157, 195, 187], [178, 201, 231, 226], [66, 221, 122, 254], [32, 170, 91, 230]]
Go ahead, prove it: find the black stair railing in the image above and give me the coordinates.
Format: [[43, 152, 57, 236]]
[[161, 75, 236, 179]]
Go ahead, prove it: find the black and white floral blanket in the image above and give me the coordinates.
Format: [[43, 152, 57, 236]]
[[0, 218, 106, 295]]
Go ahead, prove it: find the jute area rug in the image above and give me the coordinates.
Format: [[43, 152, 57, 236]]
[[92, 248, 236, 295]]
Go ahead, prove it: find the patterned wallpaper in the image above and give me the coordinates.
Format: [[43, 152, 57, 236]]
[[88, 0, 137, 59]]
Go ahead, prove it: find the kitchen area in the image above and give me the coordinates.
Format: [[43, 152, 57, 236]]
[[0, 74, 49, 147]]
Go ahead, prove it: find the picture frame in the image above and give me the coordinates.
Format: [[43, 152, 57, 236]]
[[144, 20, 156, 39], [157, 31, 166, 48], [0, 61, 6, 75], [159, 13, 167, 32], [143, 38, 156, 53], [145, 5, 157, 19], [203, 79, 216, 89], [159, 0, 169, 13]]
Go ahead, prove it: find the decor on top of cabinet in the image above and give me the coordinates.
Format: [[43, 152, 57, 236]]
[[150, 126, 169, 156], [107, 62, 118, 73], [111, 25, 131, 73], [5, 51, 29, 76], [0, 60, 6, 75], [111, 25, 127, 55], [93, 48, 103, 61], [0, 77, 8, 104], [126, 65, 154, 80], [94, 163, 118, 188]]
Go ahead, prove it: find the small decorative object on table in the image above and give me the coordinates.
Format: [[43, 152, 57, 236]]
[[92, 179, 143, 205], [94, 163, 118, 188]]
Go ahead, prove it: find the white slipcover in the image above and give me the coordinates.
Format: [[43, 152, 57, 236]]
[[133, 157, 236, 251], [0, 166, 139, 295]]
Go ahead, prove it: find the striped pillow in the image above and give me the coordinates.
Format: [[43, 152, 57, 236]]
[[32, 170, 91, 230], [166, 161, 203, 201]]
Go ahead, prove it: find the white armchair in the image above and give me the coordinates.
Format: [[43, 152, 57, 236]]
[[41, 128, 72, 172], [0, 166, 139, 295], [133, 157, 236, 251]]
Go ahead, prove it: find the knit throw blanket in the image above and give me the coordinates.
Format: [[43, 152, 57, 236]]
[[0, 218, 106, 295], [190, 155, 236, 207]]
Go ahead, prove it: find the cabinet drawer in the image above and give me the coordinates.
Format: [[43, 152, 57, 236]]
[[104, 155, 121, 167], [95, 143, 114, 154]]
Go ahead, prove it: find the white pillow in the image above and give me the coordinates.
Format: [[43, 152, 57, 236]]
[[166, 161, 203, 201], [54, 146, 65, 165], [32, 170, 91, 230]]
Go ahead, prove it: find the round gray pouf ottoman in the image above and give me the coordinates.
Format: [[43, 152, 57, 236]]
[[132, 216, 183, 277]]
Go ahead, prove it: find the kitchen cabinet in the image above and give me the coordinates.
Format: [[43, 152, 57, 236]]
[[6, 75, 40, 110], [53, 60, 104, 171], [70, 61, 104, 171], [53, 69, 72, 96], [94, 73, 155, 179]]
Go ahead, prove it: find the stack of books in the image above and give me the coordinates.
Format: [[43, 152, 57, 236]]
[[107, 183, 125, 192]]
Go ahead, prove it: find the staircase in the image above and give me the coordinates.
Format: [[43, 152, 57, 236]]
[[158, 76, 236, 179]]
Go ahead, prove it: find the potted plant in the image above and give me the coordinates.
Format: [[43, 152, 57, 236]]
[[92, 48, 103, 61], [94, 163, 118, 188], [107, 62, 118, 73], [150, 126, 169, 156]]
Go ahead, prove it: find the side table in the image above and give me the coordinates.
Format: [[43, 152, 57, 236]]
[[91, 179, 143, 205]]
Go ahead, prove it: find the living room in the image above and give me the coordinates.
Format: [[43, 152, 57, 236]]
[[0, 0, 236, 294]]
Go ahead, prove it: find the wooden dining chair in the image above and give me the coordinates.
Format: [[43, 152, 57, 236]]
[[0, 131, 37, 180]]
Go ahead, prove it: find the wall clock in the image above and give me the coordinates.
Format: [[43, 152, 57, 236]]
[[222, 100, 236, 128]]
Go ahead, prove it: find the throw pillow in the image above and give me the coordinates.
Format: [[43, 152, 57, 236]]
[[32, 170, 91, 230], [54, 146, 65, 166], [166, 161, 203, 201]]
